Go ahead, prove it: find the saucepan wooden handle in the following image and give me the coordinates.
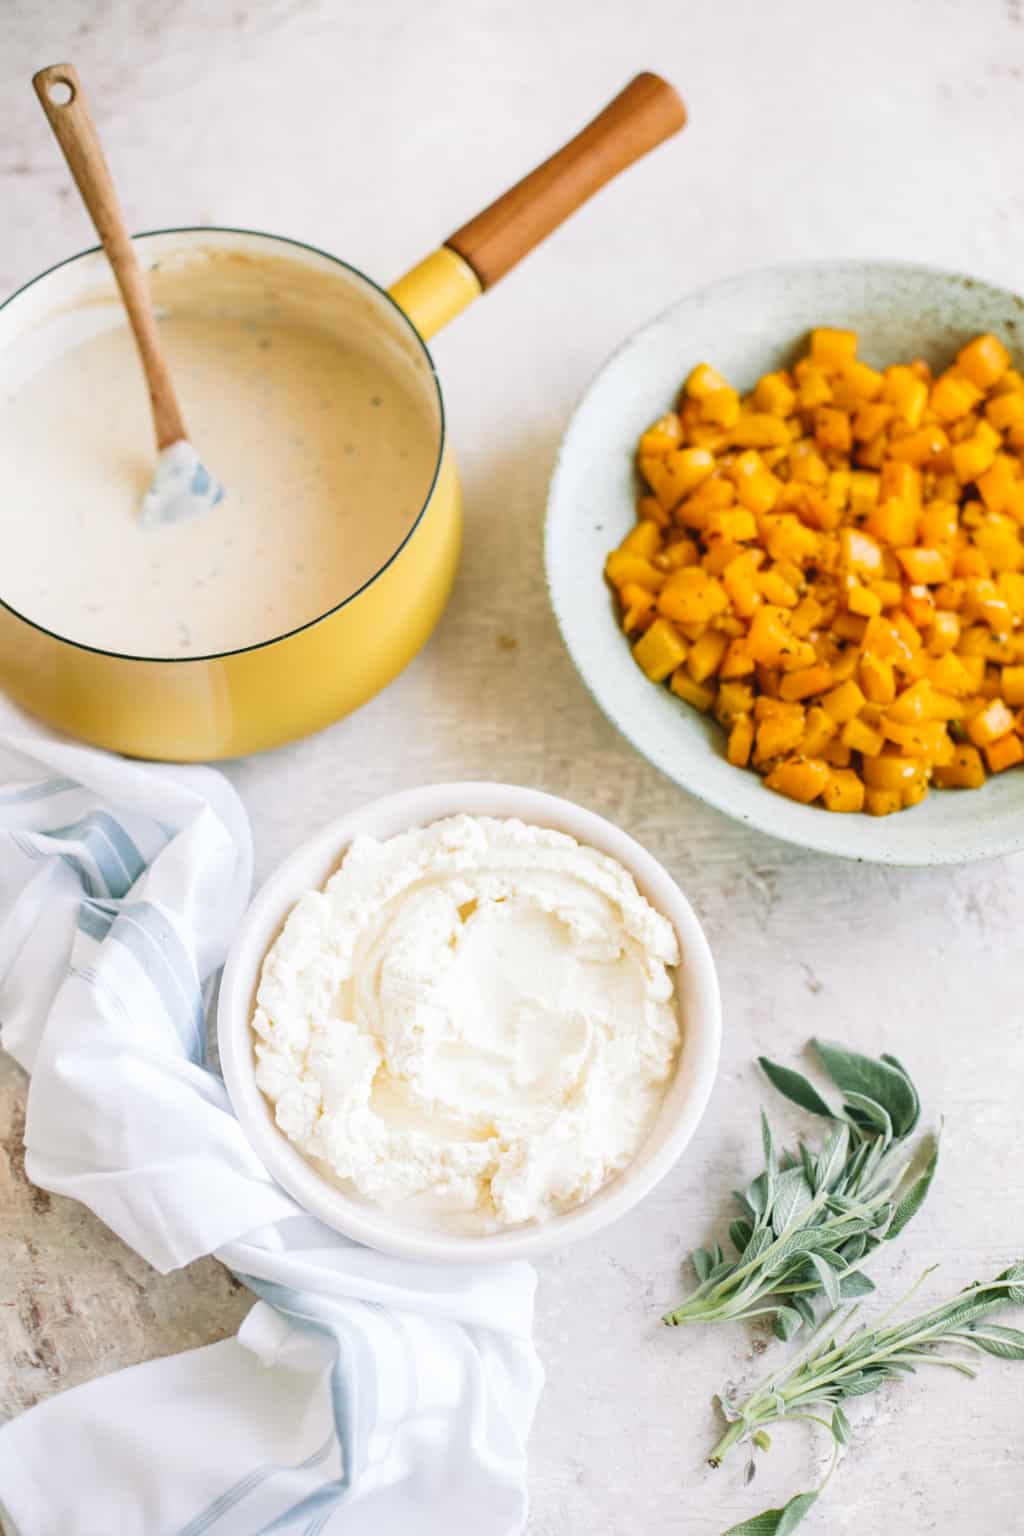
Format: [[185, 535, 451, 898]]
[[32, 62, 188, 449], [444, 72, 687, 289]]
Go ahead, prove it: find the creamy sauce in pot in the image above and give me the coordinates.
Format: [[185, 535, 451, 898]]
[[0, 251, 440, 657]]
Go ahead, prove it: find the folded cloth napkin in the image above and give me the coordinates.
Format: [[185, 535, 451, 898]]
[[0, 722, 542, 1536]]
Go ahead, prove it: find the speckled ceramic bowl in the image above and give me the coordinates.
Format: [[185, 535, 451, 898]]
[[546, 260, 1024, 865]]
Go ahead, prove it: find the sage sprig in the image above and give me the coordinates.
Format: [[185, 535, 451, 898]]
[[714, 1262, 1024, 1535], [663, 1041, 938, 1338]]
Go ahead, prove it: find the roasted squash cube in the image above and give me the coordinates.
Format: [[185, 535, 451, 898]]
[[822, 767, 865, 813], [633, 619, 687, 681], [764, 756, 830, 803], [956, 333, 1011, 392]]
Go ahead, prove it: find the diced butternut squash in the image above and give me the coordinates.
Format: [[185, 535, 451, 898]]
[[810, 328, 858, 369], [726, 714, 755, 766], [822, 679, 866, 723], [983, 732, 1024, 773], [619, 520, 662, 559], [864, 788, 902, 816], [753, 372, 797, 416], [933, 745, 987, 788], [731, 413, 792, 449], [986, 391, 1024, 432], [606, 550, 665, 592], [639, 413, 684, 456], [802, 706, 838, 756], [764, 756, 830, 803], [862, 752, 922, 792], [687, 628, 729, 683], [732, 450, 782, 514], [702, 387, 741, 428], [633, 619, 687, 681], [860, 653, 896, 705], [755, 710, 806, 763], [841, 717, 884, 756], [886, 425, 948, 467], [952, 431, 999, 485], [658, 568, 729, 626], [685, 363, 729, 400], [815, 407, 852, 455], [968, 697, 1016, 747], [957, 333, 1011, 392], [1001, 664, 1024, 705], [882, 367, 927, 428], [822, 767, 865, 813], [865, 497, 919, 546], [930, 372, 982, 423], [670, 668, 716, 712], [779, 664, 834, 701]]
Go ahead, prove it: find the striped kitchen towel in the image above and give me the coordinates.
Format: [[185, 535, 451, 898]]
[[0, 721, 542, 1536]]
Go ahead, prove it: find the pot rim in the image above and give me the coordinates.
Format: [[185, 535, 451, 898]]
[[0, 225, 447, 665]]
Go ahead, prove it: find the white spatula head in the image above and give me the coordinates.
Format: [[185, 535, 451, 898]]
[[139, 440, 225, 528]]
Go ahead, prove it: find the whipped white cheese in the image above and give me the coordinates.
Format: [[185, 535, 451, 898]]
[[252, 815, 682, 1233]]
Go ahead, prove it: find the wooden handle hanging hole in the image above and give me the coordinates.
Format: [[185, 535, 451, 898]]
[[46, 77, 75, 105]]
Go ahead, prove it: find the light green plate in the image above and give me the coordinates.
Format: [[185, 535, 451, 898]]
[[546, 261, 1024, 865]]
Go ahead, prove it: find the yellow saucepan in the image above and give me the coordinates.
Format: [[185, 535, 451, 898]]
[[0, 73, 685, 760]]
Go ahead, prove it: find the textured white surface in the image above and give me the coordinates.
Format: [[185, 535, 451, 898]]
[[2, 1, 1024, 1531]]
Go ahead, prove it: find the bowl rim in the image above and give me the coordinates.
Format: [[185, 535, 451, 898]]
[[217, 781, 722, 1263], [0, 225, 447, 665], [545, 257, 1024, 867]]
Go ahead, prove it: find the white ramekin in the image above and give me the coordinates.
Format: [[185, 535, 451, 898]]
[[218, 782, 721, 1262]]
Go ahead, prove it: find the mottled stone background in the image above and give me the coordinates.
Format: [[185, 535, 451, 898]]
[[3, 1, 1024, 1530]]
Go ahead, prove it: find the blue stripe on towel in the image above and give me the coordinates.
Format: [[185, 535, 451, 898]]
[[229, 1276, 383, 1536], [107, 901, 205, 1062], [76, 899, 117, 943], [175, 1434, 334, 1536], [0, 775, 77, 806], [47, 810, 146, 896]]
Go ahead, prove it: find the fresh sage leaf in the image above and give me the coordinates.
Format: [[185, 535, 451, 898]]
[[773, 1305, 803, 1341], [809, 1251, 840, 1309], [841, 1091, 894, 1146], [721, 1490, 818, 1536], [731, 1219, 755, 1255], [733, 1189, 758, 1222], [771, 1166, 814, 1237], [813, 1040, 918, 1139], [838, 1232, 867, 1265], [740, 1228, 775, 1268], [831, 1403, 851, 1446], [798, 1141, 818, 1193], [815, 1124, 849, 1191], [758, 1057, 835, 1119], [1001, 1263, 1024, 1306], [762, 1110, 777, 1176], [959, 1324, 1024, 1360], [747, 1173, 771, 1220], [880, 1052, 921, 1134], [692, 1248, 713, 1283], [838, 1270, 876, 1299], [887, 1132, 940, 1240], [790, 1294, 817, 1328]]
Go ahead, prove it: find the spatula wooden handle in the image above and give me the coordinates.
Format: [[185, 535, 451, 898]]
[[444, 72, 686, 290], [33, 62, 187, 450]]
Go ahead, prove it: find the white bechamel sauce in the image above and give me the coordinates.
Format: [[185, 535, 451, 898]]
[[0, 250, 439, 657], [251, 815, 682, 1235]]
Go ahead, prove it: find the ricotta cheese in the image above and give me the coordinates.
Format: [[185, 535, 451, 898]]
[[251, 815, 682, 1233]]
